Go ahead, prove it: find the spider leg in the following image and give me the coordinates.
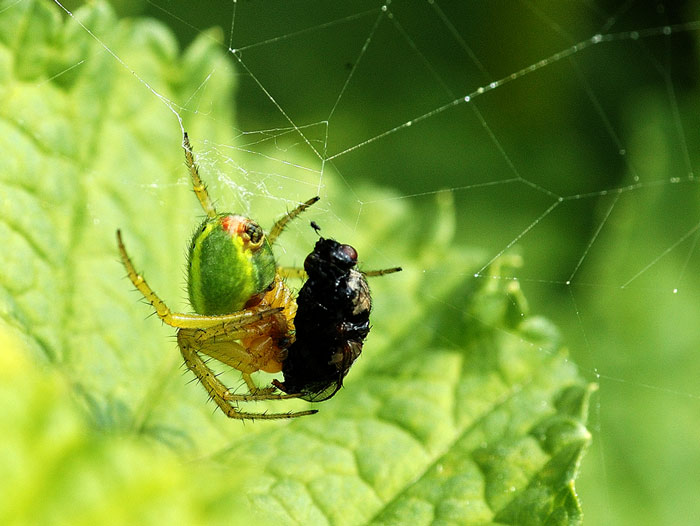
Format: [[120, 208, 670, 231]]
[[223, 390, 304, 402], [241, 372, 272, 393], [183, 132, 218, 219], [363, 267, 402, 277], [183, 309, 289, 379], [225, 372, 297, 399], [276, 267, 307, 279], [117, 230, 281, 329], [178, 330, 317, 420], [278, 265, 402, 279], [267, 196, 320, 246], [188, 324, 285, 375]]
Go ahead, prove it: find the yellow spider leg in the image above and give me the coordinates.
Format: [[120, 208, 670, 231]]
[[189, 337, 270, 374], [267, 196, 320, 246], [177, 331, 317, 420], [187, 318, 272, 343], [237, 373, 288, 397], [363, 266, 403, 277], [242, 372, 266, 393], [117, 230, 280, 329], [277, 266, 403, 279], [183, 132, 217, 219], [186, 314, 288, 373], [224, 386, 304, 402], [276, 267, 307, 279]]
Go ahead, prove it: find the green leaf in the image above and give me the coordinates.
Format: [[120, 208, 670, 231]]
[[0, 1, 592, 524]]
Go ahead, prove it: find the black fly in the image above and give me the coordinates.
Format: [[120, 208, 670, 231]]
[[274, 224, 398, 401]]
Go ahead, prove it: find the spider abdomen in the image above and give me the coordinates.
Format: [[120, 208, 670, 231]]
[[187, 214, 276, 315]]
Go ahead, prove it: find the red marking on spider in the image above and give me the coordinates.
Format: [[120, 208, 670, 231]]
[[221, 215, 247, 236]]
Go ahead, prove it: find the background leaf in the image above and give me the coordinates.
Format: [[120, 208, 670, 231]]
[[0, 1, 592, 524]]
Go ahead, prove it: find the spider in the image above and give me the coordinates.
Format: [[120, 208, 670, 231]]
[[117, 133, 319, 420], [273, 222, 401, 401], [117, 133, 398, 420]]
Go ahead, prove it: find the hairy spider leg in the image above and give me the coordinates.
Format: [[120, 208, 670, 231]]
[[362, 267, 403, 277], [117, 230, 281, 329], [267, 196, 320, 246], [276, 267, 307, 279], [178, 322, 305, 399], [276, 266, 403, 280], [184, 131, 320, 246], [178, 331, 317, 420], [179, 323, 295, 394], [184, 308, 289, 375], [183, 132, 218, 219]]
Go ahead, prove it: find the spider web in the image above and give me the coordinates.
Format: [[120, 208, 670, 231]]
[[49, 1, 700, 524]]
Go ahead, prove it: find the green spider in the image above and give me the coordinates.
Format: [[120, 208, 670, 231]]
[[117, 133, 320, 420]]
